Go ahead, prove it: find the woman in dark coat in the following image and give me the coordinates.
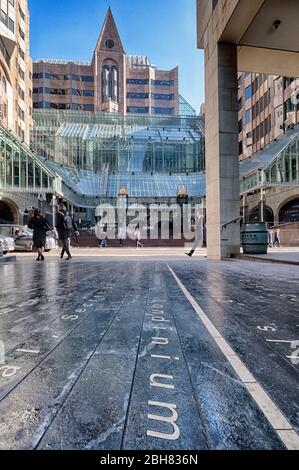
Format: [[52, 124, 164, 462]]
[[28, 209, 52, 261]]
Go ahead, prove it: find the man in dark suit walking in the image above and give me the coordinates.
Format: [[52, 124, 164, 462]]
[[56, 203, 79, 260]]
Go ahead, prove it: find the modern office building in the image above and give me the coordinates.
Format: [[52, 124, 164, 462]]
[[197, 0, 299, 258], [0, 5, 205, 227], [238, 73, 299, 234], [32, 8, 179, 117], [238, 73, 299, 160], [0, 0, 32, 144]]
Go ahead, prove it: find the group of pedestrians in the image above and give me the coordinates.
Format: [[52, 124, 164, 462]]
[[268, 228, 281, 248], [28, 203, 79, 261], [97, 222, 144, 248]]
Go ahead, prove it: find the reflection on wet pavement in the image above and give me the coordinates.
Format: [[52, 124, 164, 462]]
[[0, 257, 298, 450]]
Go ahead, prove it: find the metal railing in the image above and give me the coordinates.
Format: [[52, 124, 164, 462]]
[[221, 217, 242, 231]]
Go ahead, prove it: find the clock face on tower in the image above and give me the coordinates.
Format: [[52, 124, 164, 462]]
[[105, 39, 115, 49]]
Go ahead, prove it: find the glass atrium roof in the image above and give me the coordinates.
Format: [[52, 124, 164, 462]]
[[240, 126, 299, 177], [39, 157, 206, 199], [55, 122, 200, 143]]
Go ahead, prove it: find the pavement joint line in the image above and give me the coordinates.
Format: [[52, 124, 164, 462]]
[[35, 289, 130, 450], [0, 265, 100, 336], [192, 265, 299, 365], [0, 275, 127, 404], [167, 264, 299, 451], [120, 290, 150, 450]]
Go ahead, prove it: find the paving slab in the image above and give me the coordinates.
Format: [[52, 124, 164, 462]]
[[0, 256, 298, 450]]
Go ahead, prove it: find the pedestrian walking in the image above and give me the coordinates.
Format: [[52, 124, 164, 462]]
[[28, 208, 52, 261], [100, 236, 109, 248], [97, 219, 109, 247], [118, 224, 126, 246], [135, 225, 143, 248], [185, 214, 204, 258], [56, 203, 79, 260], [273, 228, 281, 248], [268, 229, 274, 248]]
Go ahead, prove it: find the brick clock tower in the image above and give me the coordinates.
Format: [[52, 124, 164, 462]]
[[93, 8, 126, 114]]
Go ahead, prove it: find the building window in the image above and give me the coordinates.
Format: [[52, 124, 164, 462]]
[[152, 80, 174, 87], [18, 106, 25, 121], [19, 26, 25, 40], [127, 92, 149, 99], [0, 37, 10, 65], [18, 86, 25, 101], [19, 67, 25, 80], [102, 65, 109, 102], [83, 104, 94, 111], [9, 0, 15, 6], [238, 119, 243, 133], [111, 66, 118, 102], [284, 77, 295, 89], [245, 85, 252, 101], [127, 78, 149, 85], [18, 127, 25, 142], [33, 72, 84, 81], [127, 106, 149, 114], [1, 10, 7, 26], [40, 102, 51, 109], [239, 141, 243, 156], [152, 94, 174, 101], [83, 90, 94, 97], [19, 5, 25, 21], [245, 109, 252, 125], [102, 64, 118, 102], [153, 107, 174, 115], [82, 76, 94, 82], [8, 18, 14, 33], [18, 46, 25, 61], [48, 103, 72, 110], [70, 103, 94, 111]]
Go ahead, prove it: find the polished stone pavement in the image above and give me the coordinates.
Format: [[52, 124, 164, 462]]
[[0, 255, 298, 450]]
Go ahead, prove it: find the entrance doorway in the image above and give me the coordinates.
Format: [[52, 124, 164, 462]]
[[0, 200, 16, 224]]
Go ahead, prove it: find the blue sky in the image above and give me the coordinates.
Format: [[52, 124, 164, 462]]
[[28, 0, 204, 112]]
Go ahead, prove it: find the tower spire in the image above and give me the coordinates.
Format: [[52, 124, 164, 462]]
[[95, 8, 125, 53]]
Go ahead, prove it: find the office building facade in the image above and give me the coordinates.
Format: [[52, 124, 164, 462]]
[[0, 0, 32, 143], [32, 8, 179, 117], [238, 73, 299, 160], [1, 5, 204, 229]]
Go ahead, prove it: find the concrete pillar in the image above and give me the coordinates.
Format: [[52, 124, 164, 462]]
[[205, 43, 240, 259]]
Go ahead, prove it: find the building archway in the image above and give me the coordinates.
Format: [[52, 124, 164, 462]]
[[279, 197, 299, 223], [249, 206, 274, 225], [0, 199, 19, 224]]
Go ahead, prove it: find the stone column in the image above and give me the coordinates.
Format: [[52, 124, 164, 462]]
[[205, 42, 240, 260]]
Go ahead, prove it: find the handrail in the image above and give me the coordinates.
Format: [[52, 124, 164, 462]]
[[221, 217, 242, 230]]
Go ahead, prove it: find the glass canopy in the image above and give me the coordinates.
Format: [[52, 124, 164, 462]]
[[0, 124, 56, 195], [240, 126, 299, 193], [31, 110, 205, 174]]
